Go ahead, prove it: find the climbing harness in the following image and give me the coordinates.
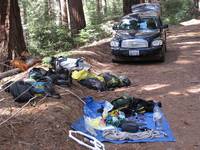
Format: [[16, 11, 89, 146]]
[[69, 130, 105, 150]]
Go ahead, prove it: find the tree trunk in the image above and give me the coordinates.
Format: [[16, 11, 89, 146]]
[[96, 0, 102, 23], [60, 0, 68, 27], [199, 0, 200, 11], [97, 0, 101, 15], [0, 68, 21, 80], [48, 0, 54, 18], [104, 0, 107, 14], [0, 0, 27, 67], [123, 0, 141, 15], [67, 0, 86, 33]]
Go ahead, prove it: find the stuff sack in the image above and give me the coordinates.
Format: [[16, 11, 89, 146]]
[[101, 73, 121, 90], [50, 56, 90, 71], [48, 57, 73, 86], [72, 70, 105, 90], [46, 69, 72, 86], [101, 73, 131, 90], [79, 78, 106, 91], [72, 70, 131, 91], [111, 96, 162, 117], [72, 70, 104, 82], [30, 77, 60, 98], [31, 81, 48, 94], [9, 81, 34, 103], [130, 97, 162, 113], [28, 68, 47, 81], [119, 76, 131, 87], [111, 95, 133, 111]]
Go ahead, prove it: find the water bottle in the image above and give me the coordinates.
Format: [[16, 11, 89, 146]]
[[153, 102, 163, 131]]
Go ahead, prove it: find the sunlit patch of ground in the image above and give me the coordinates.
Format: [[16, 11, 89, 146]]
[[180, 19, 200, 26], [176, 41, 200, 45], [186, 84, 200, 94], [168, 91, 183, 96], [175, 59, 194, 65], [71, 50, 98, 56], [168, 31, 200, 39], [140, 83, 170, 91]]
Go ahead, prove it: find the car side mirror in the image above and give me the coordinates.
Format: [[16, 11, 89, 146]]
[[161, 24, 168, 29], [112, 24, 120, 30]]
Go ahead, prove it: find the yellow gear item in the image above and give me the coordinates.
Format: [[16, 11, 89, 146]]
[[72, 70, 104, 82], [85, 116, 106, 130], [109, 110, 120, 117]]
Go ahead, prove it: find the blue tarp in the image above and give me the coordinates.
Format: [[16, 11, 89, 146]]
[[71, 97, 176, 144]]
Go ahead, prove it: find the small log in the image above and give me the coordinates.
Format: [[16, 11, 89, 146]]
[[0, 68, 21, 80]]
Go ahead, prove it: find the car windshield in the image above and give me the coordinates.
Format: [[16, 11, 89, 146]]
[[118, 17, 157, 31]]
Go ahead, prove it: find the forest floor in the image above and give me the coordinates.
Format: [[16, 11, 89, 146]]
[[0, 21, 200, 150]]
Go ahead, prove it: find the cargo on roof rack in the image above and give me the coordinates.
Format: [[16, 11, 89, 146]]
[[131, 3, 161, 15]]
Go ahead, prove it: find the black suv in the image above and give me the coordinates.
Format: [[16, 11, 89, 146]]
[[110, 3, 168, 62]]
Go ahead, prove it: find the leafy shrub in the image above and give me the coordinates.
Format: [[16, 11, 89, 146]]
[[28, 24, 73, 56], [161, 0, 194, 24], [74, 23, 112, 46]]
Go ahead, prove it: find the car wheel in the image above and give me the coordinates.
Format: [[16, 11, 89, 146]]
[[164, 32, 167, 52], [158, 50, 165, 62], [164, 42, 167, 52], [112, 57, 119, 63]]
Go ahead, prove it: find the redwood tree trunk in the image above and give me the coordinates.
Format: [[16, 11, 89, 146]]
[[96, 0, 102, 23], [104, 0, 107, 14], [60, 0, 68, 27], [68, 0, 86, 33], [123, 0, 141, 15], [0, 0, 27, 64]]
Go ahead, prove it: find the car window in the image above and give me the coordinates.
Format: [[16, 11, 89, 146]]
[[139, 18, 157, 30], [117, 17, 158, 31], [118, 19, 138, 30]]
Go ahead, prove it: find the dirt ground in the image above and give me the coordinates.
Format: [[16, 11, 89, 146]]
[[0, 22, 200, 150]]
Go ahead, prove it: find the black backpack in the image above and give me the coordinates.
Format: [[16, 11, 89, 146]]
[[9, 81, 34, 103], [50, 57, 72, 86]]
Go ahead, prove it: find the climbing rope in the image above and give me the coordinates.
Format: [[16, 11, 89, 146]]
[[0, 96, 38, 126], [0, 84, 33, 104], [56, 85, 85, 104], [0, 73, 27, 93], [103, 129, 167, 141]]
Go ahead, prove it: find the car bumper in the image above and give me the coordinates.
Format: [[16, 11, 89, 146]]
[[111, 46, 163, 61]]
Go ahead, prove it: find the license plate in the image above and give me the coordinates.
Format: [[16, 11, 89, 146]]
[[129, 50, 140, 56]]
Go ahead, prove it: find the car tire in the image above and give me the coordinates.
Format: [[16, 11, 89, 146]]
[[164, 33, 167, 52], [164, 42, 167, 52], [112, 56, 121, 63], [112, 58, 119, 63], [158, 51, 165, 62]]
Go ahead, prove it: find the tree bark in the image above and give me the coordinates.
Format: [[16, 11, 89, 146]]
[[123, 0, 141, 15], [96, 0, 102, 23], [67, 0, 86, 33], [60, 0, 68, 26], [199, 0, 200, 11], [97, 0, 101, 15], [112, 0, 117, 14], [0, 68, 20, 80], [104, 0, 107, 14], [0, 0, 27, 70]]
